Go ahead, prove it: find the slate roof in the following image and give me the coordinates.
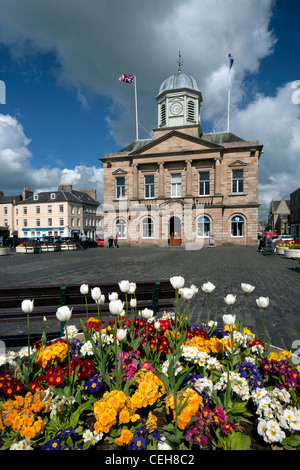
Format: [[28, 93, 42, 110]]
[[18, 190, 99, 206], [118, 131, 246, 154]]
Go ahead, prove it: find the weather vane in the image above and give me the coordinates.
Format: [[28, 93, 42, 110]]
[[177, 50, 183, 72]]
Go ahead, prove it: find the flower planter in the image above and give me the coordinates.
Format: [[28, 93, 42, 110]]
[[61, 244, 77, 251], [287, 249, 300, 259], [284, 248, 294, 258], [16, 246, 34, 254], [0, 247, 10, 256], [41, 245, 60, 252], [276, 246, 285, 255]]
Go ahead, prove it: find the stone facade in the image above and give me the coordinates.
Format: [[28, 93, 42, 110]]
[[16, 184, 101, 240], [290, 189, 300, 240], [101, 71, 263, 247], [268, 198, 290, 235]]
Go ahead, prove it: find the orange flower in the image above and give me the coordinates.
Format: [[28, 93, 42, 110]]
[[115, 429, 133, 446]]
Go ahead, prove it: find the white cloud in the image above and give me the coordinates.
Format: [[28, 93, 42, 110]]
[[0, 0, 294, 218], [0, 0, 276, 144], [231, 82, 300, 218], [0, 114, 103, 200]]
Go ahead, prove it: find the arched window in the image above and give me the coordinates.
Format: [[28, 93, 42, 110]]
[[231, 216, 244, 237], [197, 216, 210, 237], [115, 218, 127, 238], [142, 217, 154, 238]]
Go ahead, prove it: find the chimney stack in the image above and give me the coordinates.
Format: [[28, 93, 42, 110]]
[[23, 188, 33, 200]]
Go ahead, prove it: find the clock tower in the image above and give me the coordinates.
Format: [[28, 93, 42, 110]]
[[156, 55, 203, 133]]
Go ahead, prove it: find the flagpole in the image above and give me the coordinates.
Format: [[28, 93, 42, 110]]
[[227, 54, 234, 133], [134, 75, 139, 141], [227, 62, 231, 133]]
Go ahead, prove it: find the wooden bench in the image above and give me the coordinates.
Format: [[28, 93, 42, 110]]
[[0, 280, 175, 347]]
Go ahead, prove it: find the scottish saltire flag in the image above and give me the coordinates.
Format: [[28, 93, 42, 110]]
[[228, 54, 234, 70], [119, 74, 134, 84]]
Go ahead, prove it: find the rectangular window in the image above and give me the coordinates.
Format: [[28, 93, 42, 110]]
[[48, 218, 52, 226], [59, 218, 64, 226], [59, 205, 64, 213], [144, 175, 155, 198], [4, 207, 7, 215], [36, 206, 40, 214], [116, 177, 125, 199], [232, 169, 244, 194], [24, 219, 27, 227], [171, 174, 181, 198], [199, 172, 210, 196], [36, 219, 40, 227], [48, 205, 52, 213], [4, 219, 8, 227], [23, 207, 27, 215]]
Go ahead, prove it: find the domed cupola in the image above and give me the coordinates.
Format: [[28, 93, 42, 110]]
[[156, 52, 203, 130]]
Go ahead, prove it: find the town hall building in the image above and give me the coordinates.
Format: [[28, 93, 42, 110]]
[[101, 66, 263, 247]]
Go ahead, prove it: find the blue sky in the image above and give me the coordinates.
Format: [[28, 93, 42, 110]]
[[0, 0, 299, 220]]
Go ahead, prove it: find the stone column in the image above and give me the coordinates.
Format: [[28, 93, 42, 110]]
[[158, 161, 165, 198], [133, 163, 139, 199], [214, 157, 221, 194], [186, 160, 192, 196]]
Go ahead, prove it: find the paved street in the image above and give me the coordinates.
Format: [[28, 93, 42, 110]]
[[1, 245, 300, 352]]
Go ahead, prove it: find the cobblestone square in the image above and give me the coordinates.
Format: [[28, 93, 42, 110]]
[[1, 245, 300, 352]]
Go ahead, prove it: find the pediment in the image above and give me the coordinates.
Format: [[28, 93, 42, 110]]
[[158, 198, 193, 209], [112, 168, 128, 175], [228, 160, 247, 167], [129, 130, 223, 156]]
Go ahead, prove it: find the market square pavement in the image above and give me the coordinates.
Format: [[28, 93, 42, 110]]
[[1, 244, 300, 353]]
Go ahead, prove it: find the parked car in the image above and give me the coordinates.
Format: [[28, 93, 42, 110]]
[[82, 238, 98, 248], [96, 239, 104, 247], [277, 235, 294, 244], [4, 237, 23, 247]]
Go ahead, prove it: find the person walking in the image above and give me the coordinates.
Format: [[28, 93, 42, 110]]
[[114, 234, 119, 248], [81, 232, 87, 250]]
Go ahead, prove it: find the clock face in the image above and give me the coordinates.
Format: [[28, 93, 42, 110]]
[[170, 101, 183, 115]]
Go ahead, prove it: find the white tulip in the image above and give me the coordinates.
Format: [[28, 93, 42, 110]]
[[109, 299, 124, 315], [179, 287, 194, 300], [130, 298, 137, 308], [170, 276, 185, 289], [96, 294, 105, 305], [201, 282, 216, 293], [154, 321, 161, 330], [241, 283, 255, 294], [223, 314, 236, 326], [109, 292, 118, 301], [190, 284, 199, 295], [128, 282, 137, 294], [91, 287, 101, 301], [21, 299, 34, 314], [116, 328, 127, 341], [256, 297, 269, 309], [80, 284, 89, 295], [141, 308, 154, 319], [56, 305, 73, 322], [224, 294, 236, 305], [118, 280, 130, 293]]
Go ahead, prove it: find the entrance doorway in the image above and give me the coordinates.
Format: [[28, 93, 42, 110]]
[[169, 216, 182, 246]]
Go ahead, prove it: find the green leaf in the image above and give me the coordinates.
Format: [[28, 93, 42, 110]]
[[228, 431, 251, 450], [281, 434, 300, 448]]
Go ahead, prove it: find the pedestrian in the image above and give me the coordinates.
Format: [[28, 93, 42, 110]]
[[0, 236, 2, 246], [114, 234, 119, 248], [108, 235, 114, 248], [81, 232, 87, 250]]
